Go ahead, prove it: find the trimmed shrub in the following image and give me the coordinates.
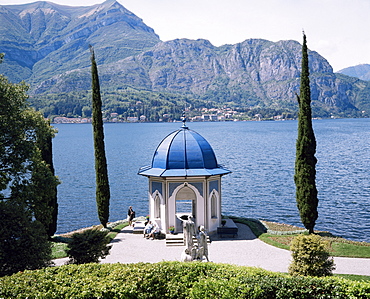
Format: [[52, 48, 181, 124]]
[[289, 234, 335, 277], [66, 228, 111, 264], [0, 263, 369, 298]]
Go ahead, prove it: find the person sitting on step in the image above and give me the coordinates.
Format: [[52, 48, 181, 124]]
[[148, 222, 160, 240], [143, 221, 153, 238]]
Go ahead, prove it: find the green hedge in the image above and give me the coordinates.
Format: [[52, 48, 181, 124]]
[[0, 262, 369, 299]]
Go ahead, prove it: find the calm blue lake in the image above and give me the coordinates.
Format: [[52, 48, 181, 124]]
[[53, 119, 370, 242]]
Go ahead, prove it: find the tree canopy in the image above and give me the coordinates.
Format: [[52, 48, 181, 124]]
[[0, 55, 58, 274], [0, 72, 59, 230]]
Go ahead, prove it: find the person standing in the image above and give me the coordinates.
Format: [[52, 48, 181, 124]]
[[127, 206, 135, 226]]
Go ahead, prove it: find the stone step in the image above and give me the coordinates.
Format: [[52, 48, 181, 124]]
[[165, 234, 211, 246], [132, 221, 145, 234], [166, 240, 185, 246], [165, 234, 184, 246]]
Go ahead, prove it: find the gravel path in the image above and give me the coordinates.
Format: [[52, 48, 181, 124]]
[[54, 223, 370, 276]]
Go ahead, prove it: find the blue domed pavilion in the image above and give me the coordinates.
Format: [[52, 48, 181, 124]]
[[138, 119, 231, 234]]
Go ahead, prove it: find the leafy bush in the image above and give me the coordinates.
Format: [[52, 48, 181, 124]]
[[66, 228, 111, 264], [289, 234, 335, 277], [0, 200, 52, 277], [0, 262, 369, 298]]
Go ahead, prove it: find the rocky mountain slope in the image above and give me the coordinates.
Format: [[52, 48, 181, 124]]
[[33, 37, 369, 114], [0, 0, 160, 84], [1, 0, 369, 117], [338, 64, 370, 81]]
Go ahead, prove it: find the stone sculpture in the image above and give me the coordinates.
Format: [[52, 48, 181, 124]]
[[197, 225, 209, 262], [180, 248, 193, 262], [181, 221, 209, 262], [183, 215, 196, 250]]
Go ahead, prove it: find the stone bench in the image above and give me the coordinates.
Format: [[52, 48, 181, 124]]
[[217, 219, 238, 238]]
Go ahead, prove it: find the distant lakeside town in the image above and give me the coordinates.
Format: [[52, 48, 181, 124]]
[[52, 107, 298, 124]]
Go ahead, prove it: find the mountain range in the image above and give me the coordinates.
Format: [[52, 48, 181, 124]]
[[338, 64, 370, 81], [0, 0, 159, 84], [0, 0, 369, 118]]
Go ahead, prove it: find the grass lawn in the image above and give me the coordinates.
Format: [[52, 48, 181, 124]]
[[259, 233, 370, 258], [258, 231, 370, 258], [51, 242, 69, 259], [107, 222, 129, 240], [232, 217, 370, 259]]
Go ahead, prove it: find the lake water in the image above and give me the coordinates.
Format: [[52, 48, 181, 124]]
[[53, 119, 370, 242]]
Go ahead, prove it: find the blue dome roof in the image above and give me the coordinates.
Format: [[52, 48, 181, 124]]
[[138, 125, 231, 177]]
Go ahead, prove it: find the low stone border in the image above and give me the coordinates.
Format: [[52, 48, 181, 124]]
[[261, 220, 308, 235], [102, 216, 147, 232]]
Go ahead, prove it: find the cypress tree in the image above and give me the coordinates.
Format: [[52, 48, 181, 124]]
[[31, 124, 59, 238], [294, 33, 318, 234], [40, 133, 58, 237], [90, 46, 110, 227]]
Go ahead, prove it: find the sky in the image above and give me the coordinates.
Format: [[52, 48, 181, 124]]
[[1, 0, 369, 72]]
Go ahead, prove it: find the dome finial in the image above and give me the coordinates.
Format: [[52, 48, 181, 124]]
[[181, 111, 188, 129]]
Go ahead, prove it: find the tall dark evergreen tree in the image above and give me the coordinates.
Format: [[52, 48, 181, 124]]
[[90, 46, 110, 227], [38, 126, 58, 237], [294, 33, 318, 234]]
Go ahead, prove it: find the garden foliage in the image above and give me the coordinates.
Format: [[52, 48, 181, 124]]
[[0, 262, 369, 298], [289, 234, 335, 277], [66, 229, 112, 264], [0, 201, 52, 277], [0, 55, 57, 275]]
